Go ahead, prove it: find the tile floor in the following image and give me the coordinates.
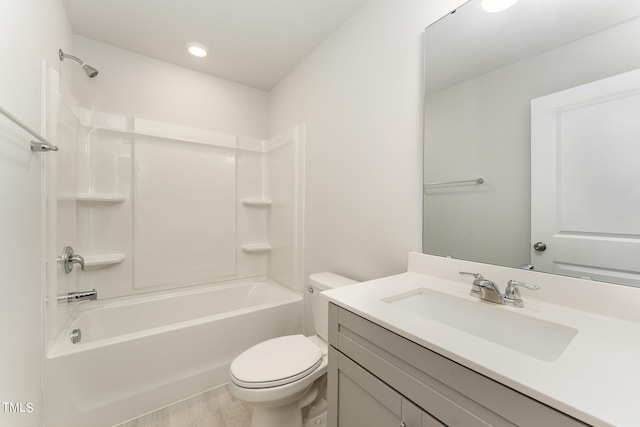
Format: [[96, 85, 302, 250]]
[[115, 385, 252, 427]]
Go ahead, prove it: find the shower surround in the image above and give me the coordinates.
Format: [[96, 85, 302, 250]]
[[42, 68, 305, 426]]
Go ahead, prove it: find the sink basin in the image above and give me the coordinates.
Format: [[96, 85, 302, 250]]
[[383, 288, 577, 362]]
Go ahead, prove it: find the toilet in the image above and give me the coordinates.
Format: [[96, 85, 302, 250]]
[[228, 272, 358, 427]]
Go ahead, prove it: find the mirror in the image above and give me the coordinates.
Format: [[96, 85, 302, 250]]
[[423, 0, 640, 287]]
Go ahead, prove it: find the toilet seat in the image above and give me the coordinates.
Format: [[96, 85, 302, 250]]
[[230, 335, 323, 389]]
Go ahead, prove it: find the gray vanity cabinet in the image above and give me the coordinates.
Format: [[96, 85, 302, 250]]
[[327, 303, 589, 427], [332, 346, 443, 427]]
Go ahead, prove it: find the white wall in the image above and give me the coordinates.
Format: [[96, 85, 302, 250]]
[[0, 1, 74, 425], [269, 0, 464, 283], [72, 36, 269, 139]]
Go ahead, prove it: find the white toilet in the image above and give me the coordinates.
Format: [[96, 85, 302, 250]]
[[228, 272, 358, 427]]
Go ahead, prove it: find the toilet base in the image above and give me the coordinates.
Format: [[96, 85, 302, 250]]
[[250, 405, 328, 427], [251, 403, 304, 427], [247, 376, 321, 427], [304, 413, 327, 427], [303, 406, 327, 427]]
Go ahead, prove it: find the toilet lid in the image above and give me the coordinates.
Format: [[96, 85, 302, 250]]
[[230, 335, 323, 389]]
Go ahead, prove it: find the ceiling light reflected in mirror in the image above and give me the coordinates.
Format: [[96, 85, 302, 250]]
[[185, 42, 209, 58]]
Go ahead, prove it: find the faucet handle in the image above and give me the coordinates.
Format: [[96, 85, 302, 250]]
[[459, 271, 483, 279], [506, 279, 540, 292], [459, 272, 483, 298], [504, 280, 540, 307], [70, 254, 85, 271], [59, 246, 85, 273], [459, 271, 484, 283]]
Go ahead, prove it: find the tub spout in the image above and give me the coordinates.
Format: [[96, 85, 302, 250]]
[[57, 289, 97, 303]]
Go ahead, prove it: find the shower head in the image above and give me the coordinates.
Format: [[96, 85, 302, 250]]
[[59, 49, 99, 78], [82, 64, 99, 78]]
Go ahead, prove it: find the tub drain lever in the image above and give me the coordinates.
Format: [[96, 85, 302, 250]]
[[70, 329, 82, 344]]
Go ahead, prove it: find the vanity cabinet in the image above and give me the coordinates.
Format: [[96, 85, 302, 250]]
[[332, 346, 443, 427], [327, 303, 589, 427]]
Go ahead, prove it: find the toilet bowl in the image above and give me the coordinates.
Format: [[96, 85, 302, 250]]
[[228, 273, 358, 427]]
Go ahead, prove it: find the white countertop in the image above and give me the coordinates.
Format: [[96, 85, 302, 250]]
[[323, 253, 640, 427]]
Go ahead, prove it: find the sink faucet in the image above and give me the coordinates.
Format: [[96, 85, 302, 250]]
[[459, 272, 539, 307], [503, 280, 540, 307], [459, 272, 503, 304]]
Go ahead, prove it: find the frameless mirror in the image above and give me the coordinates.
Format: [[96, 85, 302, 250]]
[[423, 0, 640, 287]]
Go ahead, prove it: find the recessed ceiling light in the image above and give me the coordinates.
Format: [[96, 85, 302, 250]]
[[482, 0, 519, 13], [185, 42, 209, 58]]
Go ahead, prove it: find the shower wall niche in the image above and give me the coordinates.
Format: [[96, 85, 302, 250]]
[[70, 109, 304, 300]]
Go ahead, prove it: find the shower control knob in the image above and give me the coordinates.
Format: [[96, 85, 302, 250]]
[[533, 242, 547, 252]]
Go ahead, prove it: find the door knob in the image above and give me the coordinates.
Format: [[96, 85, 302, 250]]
[[533, 242, 547, 252]]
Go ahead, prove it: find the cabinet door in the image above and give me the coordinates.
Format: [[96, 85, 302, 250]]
[[402, 399, 446, 427], [335, 350, 444, 427], [337, 355, 402, 426]]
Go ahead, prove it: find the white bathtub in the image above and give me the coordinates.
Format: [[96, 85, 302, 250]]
[[43, 278, 303, 427]]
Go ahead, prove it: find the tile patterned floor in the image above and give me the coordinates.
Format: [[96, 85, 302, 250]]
[[115, 385, 252, 427]]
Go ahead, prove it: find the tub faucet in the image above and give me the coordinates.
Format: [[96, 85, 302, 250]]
[[59, 246, 85, 273], [57, 289, 97, 303]]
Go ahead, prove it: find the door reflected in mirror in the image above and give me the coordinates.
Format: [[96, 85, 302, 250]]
[[423, 0, 640, 287]]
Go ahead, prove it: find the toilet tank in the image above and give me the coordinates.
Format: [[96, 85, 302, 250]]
[[309, 272, 358, 341]]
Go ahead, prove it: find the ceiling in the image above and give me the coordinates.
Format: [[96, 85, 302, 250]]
[[425, 0, 640, 94], [62, 0, 369, 91]]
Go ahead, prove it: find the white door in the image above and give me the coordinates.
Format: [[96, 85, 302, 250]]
[[531, 68, 640, 286]]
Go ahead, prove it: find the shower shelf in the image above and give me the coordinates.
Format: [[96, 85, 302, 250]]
[[83, 253, 126, 270], [241, 198, 272, 207], [76, 193, 126, 204], [241, 243, 272, 253]]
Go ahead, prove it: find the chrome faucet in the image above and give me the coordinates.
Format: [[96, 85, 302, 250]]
[[58, 246, 85, 273], [459, 272, 503, 304], [57, 289, 97, 303], [459, 272, 539, 307], [503, 280, 540, 307]]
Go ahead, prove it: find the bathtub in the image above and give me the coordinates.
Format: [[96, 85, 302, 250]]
[[43, 277, 303, 427]]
